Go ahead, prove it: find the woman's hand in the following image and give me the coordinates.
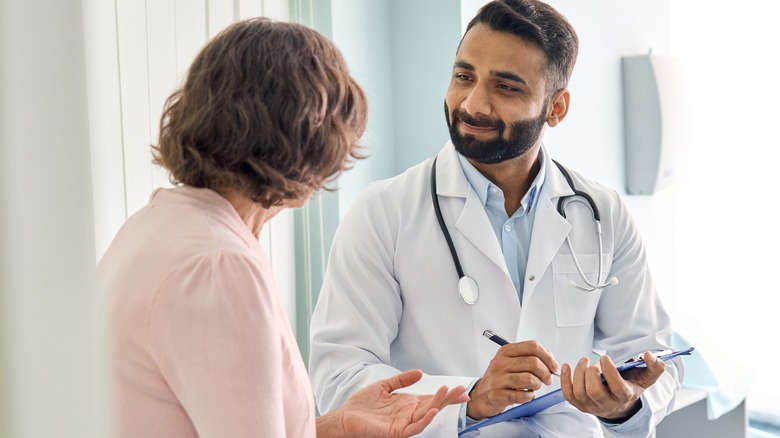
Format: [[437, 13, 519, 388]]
[[320, 369, 469, 438]]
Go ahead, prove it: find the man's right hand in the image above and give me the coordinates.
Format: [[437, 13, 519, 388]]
[[466, 340, 559, 420]]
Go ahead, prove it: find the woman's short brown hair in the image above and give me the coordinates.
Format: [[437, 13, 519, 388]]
[[153, 18, 367, 207]]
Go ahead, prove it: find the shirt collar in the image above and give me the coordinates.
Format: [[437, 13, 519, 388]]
[[457, 147, 547, 215]]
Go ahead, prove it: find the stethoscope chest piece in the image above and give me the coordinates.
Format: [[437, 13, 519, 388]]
[[458, 276, 479, 305]]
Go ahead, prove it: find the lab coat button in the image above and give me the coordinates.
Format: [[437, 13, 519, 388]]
[[528, 275, 535, 281]]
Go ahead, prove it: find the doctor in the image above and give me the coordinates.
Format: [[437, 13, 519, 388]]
[[309, 0, 682, 437]]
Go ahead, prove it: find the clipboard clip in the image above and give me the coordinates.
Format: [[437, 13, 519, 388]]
[[622, 347, 694, 366], [625, 349, 673, 363]]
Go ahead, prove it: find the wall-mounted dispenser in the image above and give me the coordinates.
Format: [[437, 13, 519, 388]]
[[622, 54, 690, 195]]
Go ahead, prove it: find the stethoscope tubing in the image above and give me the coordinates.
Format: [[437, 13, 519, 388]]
[[430, 157, 466, 279], [561, 197, 606, 291], [431, 157, 481, 304]]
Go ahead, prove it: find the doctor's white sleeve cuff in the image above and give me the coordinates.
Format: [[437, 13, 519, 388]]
[[458, 378, 481, 430], [602, 356, 682, 436], [600, 398, 650, 433]]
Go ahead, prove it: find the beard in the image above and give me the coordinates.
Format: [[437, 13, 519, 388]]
[[445, 101, 548, 164]]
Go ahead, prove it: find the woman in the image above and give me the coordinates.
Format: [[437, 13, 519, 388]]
[[95, 18, 467, 437]]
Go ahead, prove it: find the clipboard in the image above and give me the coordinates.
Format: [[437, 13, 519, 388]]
[[458, 347, 694, 436]]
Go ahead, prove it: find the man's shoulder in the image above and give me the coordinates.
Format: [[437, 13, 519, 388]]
[[341, 157, 436, 225], [552, 162, 622, 201], [360, 157, 435, 199], [378, 157, 434, 187]]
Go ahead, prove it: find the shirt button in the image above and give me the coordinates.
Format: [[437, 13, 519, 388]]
[[504, 224, 511, 232], [490, 187, 498, 194]]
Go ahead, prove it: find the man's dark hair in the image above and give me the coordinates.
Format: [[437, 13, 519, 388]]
[[465, 0, 579, 95], [153, 18, 368, 207]]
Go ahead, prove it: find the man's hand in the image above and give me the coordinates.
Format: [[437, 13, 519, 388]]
[[336, 369, 469, 438], [467, 340, 559, 420], [560, 351, 666, 420]]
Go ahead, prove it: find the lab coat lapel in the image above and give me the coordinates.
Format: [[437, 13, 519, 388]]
[[522, 153, 573, 303], [455, 190, 509, 274], [435, 144, 510, 276]]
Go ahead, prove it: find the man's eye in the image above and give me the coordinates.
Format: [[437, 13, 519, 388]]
[[497, 83, 519, 92], [454, 73, 472, 81]]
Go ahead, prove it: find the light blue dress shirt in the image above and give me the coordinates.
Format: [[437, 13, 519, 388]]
[[456, 150, 546, 304], [456, 150, 548, 430]]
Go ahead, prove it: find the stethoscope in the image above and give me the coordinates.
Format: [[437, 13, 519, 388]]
[[430, 157, 619, 305]]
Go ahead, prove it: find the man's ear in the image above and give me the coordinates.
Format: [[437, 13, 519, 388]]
[[546, 89, 570, 127]]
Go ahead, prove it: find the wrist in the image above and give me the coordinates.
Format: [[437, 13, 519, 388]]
[[316, 408, 349, 438], [465, 401, 481, 421], [465, 380, 486, 420]]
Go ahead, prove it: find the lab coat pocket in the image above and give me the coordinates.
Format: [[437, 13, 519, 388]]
[[551, 253, 611, 327]]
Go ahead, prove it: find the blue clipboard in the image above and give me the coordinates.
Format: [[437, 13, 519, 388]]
[[458, 347, 694, 436]]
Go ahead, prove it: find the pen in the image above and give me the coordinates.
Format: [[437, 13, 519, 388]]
[[482, 329, 509, 346], [482, 330, 561, 377]]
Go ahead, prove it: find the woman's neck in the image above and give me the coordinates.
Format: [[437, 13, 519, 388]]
[[219, 189, 282, 238]]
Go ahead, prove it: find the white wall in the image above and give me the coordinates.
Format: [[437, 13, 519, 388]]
[[671, 0, 780, 415], [0, 0, 97, 436]]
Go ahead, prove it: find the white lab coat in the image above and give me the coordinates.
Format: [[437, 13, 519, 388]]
[[309, 143, 682, 438]]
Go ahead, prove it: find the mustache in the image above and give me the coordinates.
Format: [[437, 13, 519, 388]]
[[452, 109, 504, 130]]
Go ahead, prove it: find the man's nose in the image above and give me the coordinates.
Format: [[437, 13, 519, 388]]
[[461, 83, 492, 117]]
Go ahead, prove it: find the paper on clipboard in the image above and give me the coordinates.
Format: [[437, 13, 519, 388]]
[[458, 347, 694, 436]]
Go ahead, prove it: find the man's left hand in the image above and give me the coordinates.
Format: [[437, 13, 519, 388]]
[[559, 351, 665, 420]]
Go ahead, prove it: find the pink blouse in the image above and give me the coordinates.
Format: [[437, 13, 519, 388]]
[[96, 186, 315, 437]]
